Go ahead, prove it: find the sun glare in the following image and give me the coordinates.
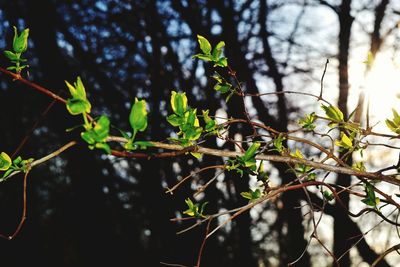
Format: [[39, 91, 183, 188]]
[[351, 52, 400, 131]]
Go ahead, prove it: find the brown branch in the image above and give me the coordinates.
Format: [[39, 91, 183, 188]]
[[0, 67, 94, 122], [0, 168, 30, 240], [196, 218, 212, 267], [107, 138, 400, 187], [371, 243, 400, 267], [0, 67, 67, 104]]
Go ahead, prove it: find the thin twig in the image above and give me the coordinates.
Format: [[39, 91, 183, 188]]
[[166, 165, 225, 194], [319, 59, 329, 100], [371, 243, 400, 267], [2, 141, 77, 182], [196, 218, 212, 267], [0, 168, 30, 240]]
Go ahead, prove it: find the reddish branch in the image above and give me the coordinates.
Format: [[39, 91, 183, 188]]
[[0, 168, 30, 240], [0, 67, 67, 104]]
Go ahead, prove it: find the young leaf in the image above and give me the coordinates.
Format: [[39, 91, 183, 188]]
[[202, 110, 216, 132], [214, 83, 231, 93], [166, 114, 182, 126], [0, 152, 12, 171], [243, 142, 260, 162], [170, 91, 187, 116], [192, 54, 213, 61], [196, 35, 211, 55], [290, 148, 304, 159], [353, 161, 366, 172], [363, 51, 374, 68], [361, 182, 380, 207], [335, 133, 353, 149], [298, 112, 316, 130], [240, 189, 263, 203], [129, 98, 148, 134], [385, 109, 400, 134], [273, 134, 286, 153], [321, 104, 344, 122], [323, 190, 334, 201], [12, 26, 29, 53], [93, 115, 110, 140], [4, 50, 19, 61], [94, 143, 111, 154], [66, 98, 91, 115], [212, 41, 225, 60], [65, 77, 92, 115], [214, 57, 228, 67], [81, 115, 111, 154], [133, 141, 154, 150]]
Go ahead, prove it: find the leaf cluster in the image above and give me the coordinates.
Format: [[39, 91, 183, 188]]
[[0, 152, 33, 181], [4, 26, 29, 73], [183, 198, 208, 218], [192, 35, 228, 67], [227, 142, 260, 177]]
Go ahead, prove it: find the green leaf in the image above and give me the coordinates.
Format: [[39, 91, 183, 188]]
[[335, 133, 353, 149], [386, 109, 400, 134], [166, 114, 182, 126], [0, 152, 12, 171], [214, 83, 231, 94], [184, 126, 203, 141], [75, 77, 87, 99], [186, 108, 198, 126], [290, 148, 303, 159], [95, 143, 111, 154], [66, 98, 91, 115], [202, 110, 216, 132], [192, 54, 213, 61], [196, 35, 211, 55], [273, 134, 286, 153], [2, 169, 14, 180], [133, 141, 154, 150], [298, 112, 316, 130], [321, 104, 344, 122], [190, 152, 202, 159], [215, 41, 225, 51], [212, 41, 225, 60], [240, 191, 252, 200], [81, 131, 96, 145], [240, 189, 263, 202], [243, 142, 260, 162], [170, 91, 187, 116], [363, 51, 374, 68], [65, 77, 92, 115], [129, 98, 148, 134], [93, 115, 110, 140], [361, 182, 380, 207], [12, 26, 29, 53], [199, 201, 208, 215], [81, 115, 110, 152], [323, 190, 334, 201], [4, 50, 19, 61], [353, 161, 366, 172], [124, 139, 135, 151], [65, 77, 87, 99], [214, 57, 228, 67], [13, 156, 22, 165]]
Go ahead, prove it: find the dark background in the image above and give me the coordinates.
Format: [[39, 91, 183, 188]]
[[0, 0, 399, 266]]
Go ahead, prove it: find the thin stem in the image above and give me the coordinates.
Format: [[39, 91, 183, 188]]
[[0, 168, 30, 240]]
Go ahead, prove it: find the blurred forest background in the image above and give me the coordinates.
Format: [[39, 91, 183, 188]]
[[1, 0, 400, 266]]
